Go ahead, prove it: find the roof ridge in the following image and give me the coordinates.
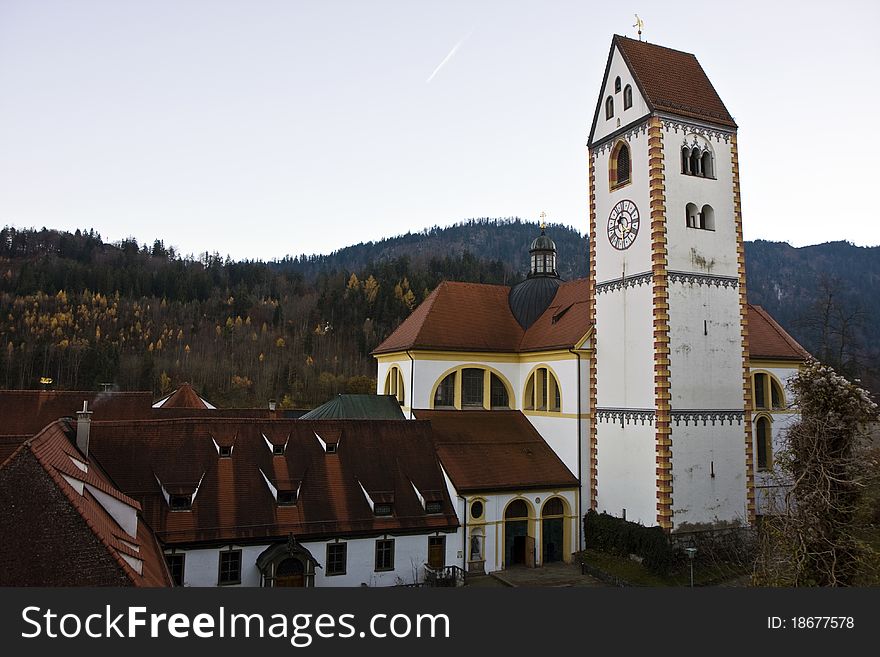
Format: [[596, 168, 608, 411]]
[[614, 33, 700, 59]]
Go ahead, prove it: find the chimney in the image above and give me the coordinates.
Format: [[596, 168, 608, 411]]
[[268, 398, 277, 419], [76, 400, 93, 458]]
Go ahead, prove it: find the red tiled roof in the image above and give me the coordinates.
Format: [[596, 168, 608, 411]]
[[520, 279, 590, 351], [153, 383, 213, 409], [747, 304, 810, 361], [614, 35, 736, 128], [0, 421, 172, 586], [87, 418, 458, 545], [416, 410, 578, 493], [373, 279, 590, 355], [0, 390, 153, 436]]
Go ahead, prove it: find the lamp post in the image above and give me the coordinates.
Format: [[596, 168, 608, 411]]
[[685, 547, 697, 587]]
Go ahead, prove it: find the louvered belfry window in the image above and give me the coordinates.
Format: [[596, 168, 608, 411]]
[[616, 144, 630, 186]]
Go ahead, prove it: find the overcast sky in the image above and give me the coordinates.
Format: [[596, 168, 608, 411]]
[[1, 0, 877, 260]]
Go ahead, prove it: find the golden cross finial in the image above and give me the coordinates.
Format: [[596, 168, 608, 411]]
[[633, 14, 644, 41], [539, 211, 547, 230]]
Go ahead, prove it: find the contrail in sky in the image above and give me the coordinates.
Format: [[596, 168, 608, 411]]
[[426, 30, 473, 83]]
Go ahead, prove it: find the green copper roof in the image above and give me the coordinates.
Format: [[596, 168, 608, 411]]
[[299, 394, 405, 420]]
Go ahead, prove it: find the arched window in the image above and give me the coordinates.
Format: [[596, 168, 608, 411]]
[[432, 367, 513, 410], [685, 202, 699, 228], [623, 84, 633, 110], [681, 147, 691, 174], [701, 151, 714, 178], [609, 141, 630, 189], [434, 372, 456, 407], [690, 149, 701, 176], [524, 367, 561, 412], [700, 204, 715, 230], [542, 497, 564, 517], [384, 365, 405, 404], [614, 76, 621, 93], [616, 144, 630, 186], [752, 372, 786, 410], [505, 499, 529, 519], [756, 416, 771, 470], [605, 96, 614, 120]]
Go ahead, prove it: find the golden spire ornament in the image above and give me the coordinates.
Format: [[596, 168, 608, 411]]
[[633, 14, 644, 41]]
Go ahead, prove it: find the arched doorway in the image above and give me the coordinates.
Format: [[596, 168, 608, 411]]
[[541, 497, 566, 564], [504, 499, 533, 568], [256, 535, 319, 587], [275, 558, 305, 587]]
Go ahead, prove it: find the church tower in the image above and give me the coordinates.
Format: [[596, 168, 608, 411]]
[[587, 36, 752, 530]]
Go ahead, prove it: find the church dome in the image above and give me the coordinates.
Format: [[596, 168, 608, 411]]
[[508, 224, 563, 329], [508, 276, 561, 330], [530, 233, 556, 252]]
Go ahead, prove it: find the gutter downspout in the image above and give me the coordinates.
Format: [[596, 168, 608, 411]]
[[460, 494, 467, 574], [405, 350, 415, 419], [570, 347, 583, 551]]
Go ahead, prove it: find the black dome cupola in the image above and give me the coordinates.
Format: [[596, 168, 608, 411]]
[[528, 221, 558, 278], [509, 220, 563, 330]]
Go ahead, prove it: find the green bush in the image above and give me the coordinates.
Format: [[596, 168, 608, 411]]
[[583, 510, 676, 575]]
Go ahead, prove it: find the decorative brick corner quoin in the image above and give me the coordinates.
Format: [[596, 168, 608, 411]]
[[588, 149, 599, 511], [731, 133, 756, 523], [648, 117, 673, 530]]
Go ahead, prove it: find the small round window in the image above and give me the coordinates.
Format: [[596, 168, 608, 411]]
[[470, 500, 484, 519]]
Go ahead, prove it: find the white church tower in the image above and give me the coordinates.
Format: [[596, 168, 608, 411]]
[[587, 36, 753, 530]]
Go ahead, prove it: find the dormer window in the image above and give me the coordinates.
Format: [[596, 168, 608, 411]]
[[425, 501, 443, 514], [374, 503, 393, 517], [326, 442, 338, 454], [218, 445, 232, 458], [170, 495, 191, 511], [278, 490, 297, 506], [273, 444, 285, 456], [623, 84, 633, 110], [605, 96, 614, 120]]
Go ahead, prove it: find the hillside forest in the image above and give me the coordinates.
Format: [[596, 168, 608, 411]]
[[0, 221, 876, 408]]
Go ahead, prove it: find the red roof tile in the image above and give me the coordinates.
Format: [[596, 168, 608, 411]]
[[520, 279, 590, 351], [747, 304, 810, 361], [416, 410, 578, 493], [0, 421, 172, 586], [87, 418, 458, 545], [614, 35, 736, 128], [374, 279, 590, 355], [0, 390, 153, 436], [153, 383, 214, 409]]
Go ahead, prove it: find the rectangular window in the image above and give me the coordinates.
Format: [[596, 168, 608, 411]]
[[218, 549, 242, 585], [425, 500, 443, 514], [428, 536, 446, 569], [756, 419, 769, 470], [326, 543, 347, 576], [169, 494, 191, 511], [218, 445, 232, 458], [538, 369, 548, 410], [461, 368, 484, 407], [375, 539, 394, 572], [273, 444, 285, 455], [277, 490, 297, 506], [165, 553, 185, 586], [374, 503, 393, 516], [754, 374, 767, 409]]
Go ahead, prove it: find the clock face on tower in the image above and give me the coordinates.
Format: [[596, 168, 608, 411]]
[[607, 200, 640, 250]]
